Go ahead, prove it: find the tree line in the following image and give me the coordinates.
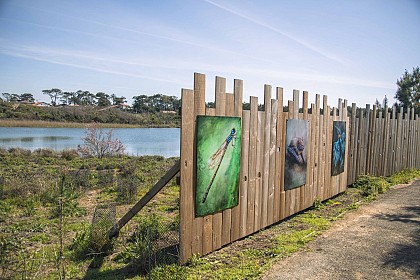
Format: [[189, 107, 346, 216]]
[[1, 66, 419, 114], [1, 90, 182, 114]]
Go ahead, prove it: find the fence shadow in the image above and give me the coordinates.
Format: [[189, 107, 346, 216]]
[[375, 206, 420, 277]]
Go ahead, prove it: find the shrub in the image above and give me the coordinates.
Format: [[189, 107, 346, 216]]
[[7, 147, 31, 157], [61, 149, 79, 160], [386, 169, 420, 185], [69, 223, 91, 260], [33, 148, 56, 157], [116, 213, 165, 268], [77, 124, 125, 158], [354, 174, 390, 197]]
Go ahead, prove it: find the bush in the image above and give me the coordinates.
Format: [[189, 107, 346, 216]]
[[354, 174, 390, 197], [116, 213, 165, 268], [69, 223, 91, 260], [33, 148, 56, 157], [77, 124, 125, 158], [386, 169, 420, 185], [8, 147, 31, 157], [61, 149, 79, 160]]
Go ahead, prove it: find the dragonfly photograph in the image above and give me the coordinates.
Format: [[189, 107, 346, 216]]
[[195, 116, 242, 217]]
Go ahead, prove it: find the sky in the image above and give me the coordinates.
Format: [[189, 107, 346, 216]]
[[0, 0, 419, 107]]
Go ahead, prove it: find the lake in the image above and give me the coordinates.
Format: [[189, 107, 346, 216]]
[[0, 127, 180, 157]]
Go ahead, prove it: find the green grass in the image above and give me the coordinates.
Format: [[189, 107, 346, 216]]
[[147, 169, 420, 280], [0, 150, 179, 279], [1, 147, 418, 279]]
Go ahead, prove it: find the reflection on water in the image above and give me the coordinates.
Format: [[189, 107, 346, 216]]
[[0, 127, 180, 157], [0, 136, 72, 143]]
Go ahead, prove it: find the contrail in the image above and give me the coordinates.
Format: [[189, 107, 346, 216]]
[[0, 46, 185, 85], [204, 0, 345, 65]]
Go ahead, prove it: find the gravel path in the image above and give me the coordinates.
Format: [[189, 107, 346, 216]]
[[263, 180, 420, 280]]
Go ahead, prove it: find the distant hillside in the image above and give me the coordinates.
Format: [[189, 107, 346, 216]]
[[0, 101, 180, 127]]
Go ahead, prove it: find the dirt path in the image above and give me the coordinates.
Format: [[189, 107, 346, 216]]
[[263, 180, 420, 280]]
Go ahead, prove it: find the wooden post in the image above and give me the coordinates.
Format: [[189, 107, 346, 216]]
[[180, 88, 195, 264], [221, 93, 234, 246], [276, 88, 286, 221], [302, 91, 309, 209], [247, 96, 258, 235], [192, 73, 206, 256], [239, 110, 250, 238], [230, 79, 243, 241], [268, 98, 278, 225], [261, 85, 272, 228], [212, 76, 226, 250]]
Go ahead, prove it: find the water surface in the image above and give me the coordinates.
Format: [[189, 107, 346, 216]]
[[0, 127, 180, 157]]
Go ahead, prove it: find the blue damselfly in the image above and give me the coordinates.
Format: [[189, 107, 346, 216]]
[[202, 128, 237, 203]]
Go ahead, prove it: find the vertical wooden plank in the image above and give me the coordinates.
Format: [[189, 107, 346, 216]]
[[280, 111, 288, 218], [382, 108, 390, 176], [221, 93, 234, 246], [234, 79, 243, 117], [407, 109, 412, 168], [362, 105, 370, 174], [314, 95, 320, 201], [247, 96, 258, 235], [310, 103, 316, 204], [194, 73, 206, 115], [395, 107, 403, 172], [376, 111, 383, 175], [390, 106, 397, 174], [231, 79, 243, 242], [239, 110, 250, 238], [285, 100, 294, 217], [356, 109, 364, 178], [332, 106, 338, 196], [301, 91, 309, 209], [334, 106, 339, 196], [321, 96, 328, 200], [342, 100, 349, 193], [348, 103, 357, 185], [326, 106, 333, 198], [316, 95, 322, 200], [276, 88, 285, 221], [192, 73, 206, 256], [416, 117, 419, 168], [261, 85, 272, 228], [268, 99, 278, 225], [409, 108, 416, 168], [254, 110, 264, 231], [292, 90, 300, 214], [212, 76, 226, 251], [201, 108, 214, 255], [180, 88, 194, 264], [369, 105, 377, 174], [403, 112, 409, 169]]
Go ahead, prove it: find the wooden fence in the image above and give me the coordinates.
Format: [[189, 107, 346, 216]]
[[179, 73, 419, 263]]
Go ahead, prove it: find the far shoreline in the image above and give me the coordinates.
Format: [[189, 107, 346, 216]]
[[0, 119, 180, 128]]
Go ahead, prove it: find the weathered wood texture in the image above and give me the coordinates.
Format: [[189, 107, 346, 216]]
[[179, 74, 419, 263]]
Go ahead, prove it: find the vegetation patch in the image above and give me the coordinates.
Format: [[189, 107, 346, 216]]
[[1, 146, 418, 279], [147, 169, 419, 280]]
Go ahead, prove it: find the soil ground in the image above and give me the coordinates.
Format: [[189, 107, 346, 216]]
[[263, 180, 420, 280]]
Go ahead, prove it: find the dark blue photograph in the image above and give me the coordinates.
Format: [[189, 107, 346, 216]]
[[331, 121, 346, 176]]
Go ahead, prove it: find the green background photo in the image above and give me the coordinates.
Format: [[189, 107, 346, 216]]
[[195, 116, 241, 217]]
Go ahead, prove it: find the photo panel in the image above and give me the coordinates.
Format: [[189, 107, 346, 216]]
[[284, 119, 308, 190], [331, 121, 346, 176], [195, 116, 241, 217]]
